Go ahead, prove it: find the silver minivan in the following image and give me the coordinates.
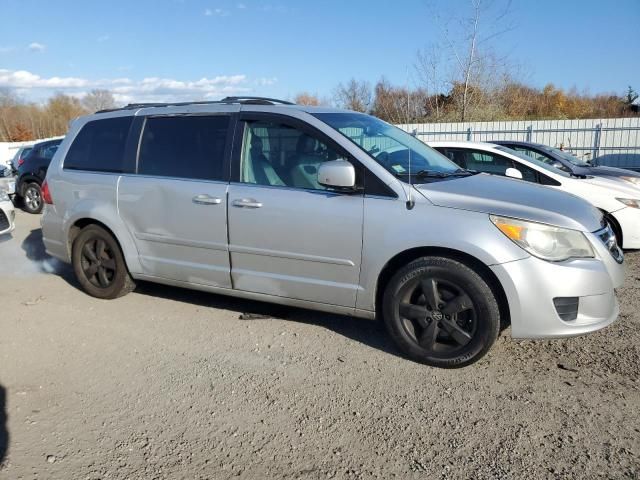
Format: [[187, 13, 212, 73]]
[[41, 97, 625, 367]]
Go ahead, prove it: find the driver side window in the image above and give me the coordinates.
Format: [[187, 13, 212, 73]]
[[240, 120, 342, 191]]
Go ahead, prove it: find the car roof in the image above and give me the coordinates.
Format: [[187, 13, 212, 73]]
[[427, 140, 503, 150], [491, 140, 550, 149]]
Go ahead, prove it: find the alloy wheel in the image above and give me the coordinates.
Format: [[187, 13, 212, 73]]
[[24, 186, 41, 212], [80, 238, 117, 288], [396, 276, 477, 355]]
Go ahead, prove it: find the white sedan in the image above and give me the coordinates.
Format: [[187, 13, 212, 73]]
[[0, 189, 16, 236], [429, 141, 640, 249]]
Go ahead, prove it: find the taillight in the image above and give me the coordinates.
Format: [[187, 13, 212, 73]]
[[42, 181, 53, 205], [18, 158, 25, 166]]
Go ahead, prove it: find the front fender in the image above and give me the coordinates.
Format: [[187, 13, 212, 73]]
[[356, 198, 529, 312]]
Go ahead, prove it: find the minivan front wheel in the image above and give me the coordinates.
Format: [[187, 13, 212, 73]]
[[72, 225, 136, 299], [382, 257, 500, 368], [23, 183, 43, 214]]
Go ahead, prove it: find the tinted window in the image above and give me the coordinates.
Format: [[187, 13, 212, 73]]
[[65, 117, 133, 172], [138, 115, 229, 181], [240, 120, 344, 190]]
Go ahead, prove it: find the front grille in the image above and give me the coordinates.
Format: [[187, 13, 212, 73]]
[[596, 225, 624, 264], [553, 297, 579, 321], [0, 209, 9, 232]]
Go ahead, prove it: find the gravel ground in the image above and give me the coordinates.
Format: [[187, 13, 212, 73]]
[[0, 209, 639, 479]]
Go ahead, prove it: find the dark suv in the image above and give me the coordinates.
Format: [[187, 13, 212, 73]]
[[15, 139, 63, 213]]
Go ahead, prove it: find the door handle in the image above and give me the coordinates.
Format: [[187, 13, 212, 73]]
[[192, 194, 222, 205], [232, 198, 263, 209]]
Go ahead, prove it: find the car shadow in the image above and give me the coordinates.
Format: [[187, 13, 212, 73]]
[[0, 385, 8, 466], [19, 227, 401, 359], [21, 228, 76, 285], [134, 281, 401, 358]]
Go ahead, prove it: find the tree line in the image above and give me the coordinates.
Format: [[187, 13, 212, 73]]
[[0, 89, 116, 142], [295, 81, 639, 125]]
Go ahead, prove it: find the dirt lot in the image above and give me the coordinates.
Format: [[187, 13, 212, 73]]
[[0, 209, 638, 479]]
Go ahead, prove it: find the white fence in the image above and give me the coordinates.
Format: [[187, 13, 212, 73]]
[[398, 117, 640, 170]]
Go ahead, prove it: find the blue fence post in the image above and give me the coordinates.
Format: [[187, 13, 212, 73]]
[[526, 125, 533, 142]]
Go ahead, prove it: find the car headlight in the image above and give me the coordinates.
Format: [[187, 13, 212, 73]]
[[620, 176, 640, 186], [490, 215, 594, 262], [616, 198, 640, 209], [0, 190, 8, 201]]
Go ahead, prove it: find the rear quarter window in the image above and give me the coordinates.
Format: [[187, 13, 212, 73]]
[[64, 117, 134, 173]]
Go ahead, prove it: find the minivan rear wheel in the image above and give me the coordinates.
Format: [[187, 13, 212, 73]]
[[72, 225, 136, 299], [23, 183, 43, 214], [382, 256, 500, 368]]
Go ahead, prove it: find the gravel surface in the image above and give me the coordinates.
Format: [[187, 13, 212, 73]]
[[0, 210, 639, 479]]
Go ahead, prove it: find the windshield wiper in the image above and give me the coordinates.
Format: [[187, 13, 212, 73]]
[[395, 168, 477, 178]]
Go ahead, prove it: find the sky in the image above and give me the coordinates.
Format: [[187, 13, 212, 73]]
[[0, 0, 638, 104]]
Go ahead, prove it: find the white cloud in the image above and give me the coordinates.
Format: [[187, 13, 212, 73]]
[[0, 46, 15, 54], [237, 3, 247, 8], [0, 68, 270, 104], [28, 42, 46, 52], [97, 35, 110, 42], [205, 7, 230, 16], [256, 77, 278, 86]]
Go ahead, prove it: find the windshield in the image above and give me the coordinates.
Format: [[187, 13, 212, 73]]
[[313, 112, 462, 180], [495, 146, 571, 178], [543, 146, 591, 167]]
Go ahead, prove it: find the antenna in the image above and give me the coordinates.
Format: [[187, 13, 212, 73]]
[[405, 66, 415, 210]]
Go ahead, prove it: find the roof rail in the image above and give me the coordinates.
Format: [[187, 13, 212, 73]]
[[220, 96, 295, 105], [96, 96, 295, 113]]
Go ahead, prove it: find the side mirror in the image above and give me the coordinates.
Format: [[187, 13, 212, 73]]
[[317, 159, 356, 190], [505, 167, 523, 179], [551, 161, 564, 169]]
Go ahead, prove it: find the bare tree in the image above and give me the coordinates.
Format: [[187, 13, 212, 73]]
[[333, 79, 372, 112], [294, 92, 321, 106], [419, 0, 514, 122], [82, 89, 116, 112], [415, 45, 448, 121]]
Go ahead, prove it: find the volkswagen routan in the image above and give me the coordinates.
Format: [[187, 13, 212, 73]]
[[41, 97, 625, 367]]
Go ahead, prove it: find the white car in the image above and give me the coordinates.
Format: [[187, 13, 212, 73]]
[[429, 141, 640, 249], [0, 189, 16, 236]]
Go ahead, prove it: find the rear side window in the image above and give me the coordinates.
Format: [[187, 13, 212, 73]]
[[64, 117, 133, 172], [138, 115, 230, 181]]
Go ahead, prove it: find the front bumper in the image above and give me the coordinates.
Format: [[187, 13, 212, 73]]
[[0, 176, 16, 195], [611, 206, 640, 249], [0, 201, 16, 235], [491, 231, 624, 339]]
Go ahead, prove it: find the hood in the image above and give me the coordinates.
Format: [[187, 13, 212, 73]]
[[589, 165, 640, 177], [415, 173, 603, 232], [581, 174, 640, 195]]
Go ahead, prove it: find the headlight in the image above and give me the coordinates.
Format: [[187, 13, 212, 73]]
[[620, 176, 640, 186], [0, 190, 8, 201], [616, 198, 640, 209], [490, 215, 594, 262]]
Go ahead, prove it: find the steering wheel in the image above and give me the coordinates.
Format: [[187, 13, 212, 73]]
[[367, 145, 380, 155]]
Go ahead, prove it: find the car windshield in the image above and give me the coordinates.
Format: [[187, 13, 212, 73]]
[[543, 146, 591, 167], [495, 146, 571, 178], [313, 112, 463, 181]]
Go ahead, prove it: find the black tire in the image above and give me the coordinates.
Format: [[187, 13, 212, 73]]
[[382, 256, 500, 368], [22, 182, 43, 214], [71, 225, 136, 299]]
